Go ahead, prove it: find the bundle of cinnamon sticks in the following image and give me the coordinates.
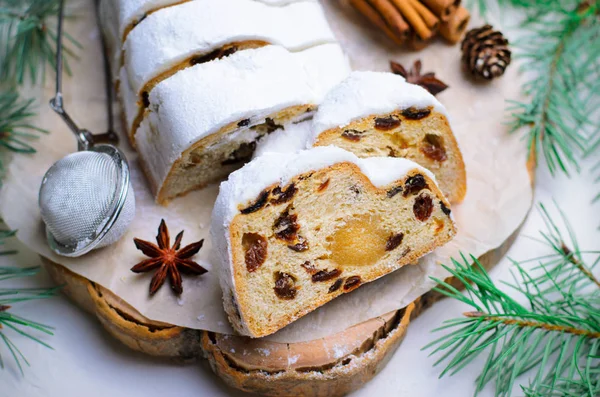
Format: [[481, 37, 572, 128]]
[[349, 0, 470, 49]]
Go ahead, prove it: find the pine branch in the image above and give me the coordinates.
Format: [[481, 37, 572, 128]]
[[0, 89, 46, 171], [0, 224, 57, 374], [0, 0, 80, 85], [425, 204, 600, 396]]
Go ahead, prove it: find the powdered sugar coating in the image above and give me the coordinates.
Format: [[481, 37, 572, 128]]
[[107, 0, 318, 44], [123, 0, 336, 97], [253, 121, 312, 159], [210, 146, 436, 335], [135, 44, 350, 196], [309, 71, 448, 145]]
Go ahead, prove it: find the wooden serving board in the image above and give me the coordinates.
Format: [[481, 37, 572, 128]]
[[41, 218, 526, 397]]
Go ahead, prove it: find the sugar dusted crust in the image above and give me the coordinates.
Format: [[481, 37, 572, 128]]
[[314, 108, 467, 203], [216, 153, 455, 337], [135, 45, 350, 204]]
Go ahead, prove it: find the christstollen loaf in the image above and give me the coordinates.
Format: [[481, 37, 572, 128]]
[[118, 0, 336, 141], [211, 146, 456, 338], [308, 71, 467, 203], [99, 0, 319, 72], [136, 44, 350, 204]]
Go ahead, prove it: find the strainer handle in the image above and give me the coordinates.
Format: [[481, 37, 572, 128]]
[[49, 0, 118, 152]]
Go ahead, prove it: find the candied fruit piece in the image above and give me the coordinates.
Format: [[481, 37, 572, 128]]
[[329, 215, 387, 267]]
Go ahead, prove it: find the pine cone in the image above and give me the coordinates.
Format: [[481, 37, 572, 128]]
[[461, 25, 511, 80]]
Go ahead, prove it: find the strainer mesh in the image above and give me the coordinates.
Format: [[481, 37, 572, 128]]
[[39, 151, 119, 246]]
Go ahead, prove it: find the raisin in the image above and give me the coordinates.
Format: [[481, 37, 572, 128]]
[[420, 134, 447, 162], [288, 237, 309, 252], [343, 276, 362, 292], [387, 185, 403, 198], [270, 183, 297, 205], [413, 194, 434, 221], [243, 233, 268, 272], [403, 174, 428, 197], [385, 233, 404, 251], [328, 278, 343, 293], [273, 208, 299, 241], [401, 107, 431, 120], [440, 201, 451, 216], [341, 129, 363, 141], [240, 190, 269, 214], [238, 118, 251, 127], [312, 269, 342, 283], [221, 141, 256, 165], [274, 272, 297, 300], [265, 118, 283, 133], [190, 47, 229, 65], [374, 115, 401, 130], [318, 179, 330, 192], [301, 261, 318, 275], [350, 185, 361, 196]]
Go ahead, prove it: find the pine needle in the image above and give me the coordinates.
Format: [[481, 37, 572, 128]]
[[0, 224, 57, 374], [425, 203, 600, 396], [0, 0, 80, 85]]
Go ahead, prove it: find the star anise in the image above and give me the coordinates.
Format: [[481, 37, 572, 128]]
[[131, 219, 207, 296], [390, 59, 448, 96]]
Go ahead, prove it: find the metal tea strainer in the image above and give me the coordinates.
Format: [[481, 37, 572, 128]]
[[38, 0, 135, 257]]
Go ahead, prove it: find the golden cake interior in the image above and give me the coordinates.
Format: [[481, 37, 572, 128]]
[[313, 107, 466, 203], [226, 162, 456, 337]]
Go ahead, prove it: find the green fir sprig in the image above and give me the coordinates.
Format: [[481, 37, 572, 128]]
[[425, 204, 600, 396], [0, 89, 46, 171], [0, 225, 58, 375], [0, 0, 79, 85]]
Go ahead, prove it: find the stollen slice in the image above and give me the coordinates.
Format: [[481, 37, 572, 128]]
[[135, 44, 350, 204], [211, 146, 456, 338], [309, 71, 467, 203]]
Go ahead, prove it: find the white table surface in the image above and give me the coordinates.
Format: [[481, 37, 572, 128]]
[[1, 153, 598, 397]]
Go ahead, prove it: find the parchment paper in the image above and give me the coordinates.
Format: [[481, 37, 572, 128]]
[[0, 0, 532, 343]]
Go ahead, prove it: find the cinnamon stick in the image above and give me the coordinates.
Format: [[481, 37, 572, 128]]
[[407, 29, 431, 50], [391, 0, 434, 40], [367, 0, 411, 41], [350, 0, 407, 45], [439, 5, 470, 44], [409, 0, 439, 31], [421, 0, 460, 22]]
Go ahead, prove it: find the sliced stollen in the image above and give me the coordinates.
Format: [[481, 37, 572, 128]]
[[308, 71, 467, 203], [136, 44, 350, 204], [121, 0, 336, 141], [211, 146, 457, 338]]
